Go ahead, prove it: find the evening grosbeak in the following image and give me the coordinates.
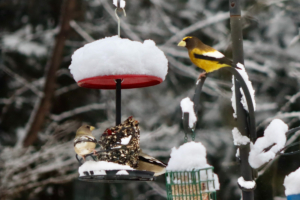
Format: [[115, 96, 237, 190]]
[[136, 151, 167, 176], [74, 125, 97, 161], [178, 36, 240, 78]]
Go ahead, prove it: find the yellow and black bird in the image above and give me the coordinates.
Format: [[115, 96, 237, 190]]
[[178, 36, 240, 78], [74, 125, 97, 161]]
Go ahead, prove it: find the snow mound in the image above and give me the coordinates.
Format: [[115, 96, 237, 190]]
[[78, 160, 134, 176], [284, 167, 300, 195], [232, 127, 250, 146], [237, 177, 256, 189], [249, 119, 288, 169], [69, 36, 168, 82], [116, 170, 129, 175], [180, 97, 197, 129], [166, 141, 220, 190]]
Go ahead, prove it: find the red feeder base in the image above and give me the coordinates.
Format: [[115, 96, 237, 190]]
[[78, 74, 163, 89]]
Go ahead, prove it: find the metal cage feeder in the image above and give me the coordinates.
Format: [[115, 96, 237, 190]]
[[165, 167, 217, 200]]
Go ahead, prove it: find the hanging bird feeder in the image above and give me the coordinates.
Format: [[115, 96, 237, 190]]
[[69, 1, 167, 126], [165, 80, 218, 200], [69, 0, 168, 182]]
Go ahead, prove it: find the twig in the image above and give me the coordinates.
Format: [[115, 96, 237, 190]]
[[0, 64, 43, 97], [257, 111, 300, 129], [50, 103, 106, 121], [258, 130, 300, 177], [55, 83, 79, 96], [146, 181, 167, 198], [165, 12, 229, 45], [70, 20, 95, 43]]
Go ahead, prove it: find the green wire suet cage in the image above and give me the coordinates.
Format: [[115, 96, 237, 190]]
[[165, 167, 217, 200], [165, 81, 217, 200]]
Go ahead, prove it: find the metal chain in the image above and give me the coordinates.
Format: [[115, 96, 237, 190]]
[[192, 130, 196, 141], [184, 131, 188, 143]]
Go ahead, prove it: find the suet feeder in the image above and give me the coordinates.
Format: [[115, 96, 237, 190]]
[[69, 0, 167, 182], [164, 78, 217, 200], [165, 168, 217, 200]]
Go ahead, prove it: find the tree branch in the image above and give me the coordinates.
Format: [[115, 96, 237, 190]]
[[22, 0, 76, 147]]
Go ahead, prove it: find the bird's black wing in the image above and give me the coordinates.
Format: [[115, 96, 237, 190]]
[[194, 53, 240, 69], [138, 155, 167, 167]]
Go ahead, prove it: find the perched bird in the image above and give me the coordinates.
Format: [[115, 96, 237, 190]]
[[136, 151, 167, 176], [74, 125, 97, 161], [178, 36, 240, 78]]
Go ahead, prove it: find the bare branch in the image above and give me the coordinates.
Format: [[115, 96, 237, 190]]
[[0, 64, 43, 97], [70, 20, 95, 43], [164, 12, 229, 45], [55, 83, 79, 96], [50, 103, 106, 122], [146, 182, 167, 198]]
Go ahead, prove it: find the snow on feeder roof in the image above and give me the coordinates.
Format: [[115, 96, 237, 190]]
[[69, 36, 168, 89]]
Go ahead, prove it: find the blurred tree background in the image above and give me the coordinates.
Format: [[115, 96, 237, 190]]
[[1, 0, 300, 199]]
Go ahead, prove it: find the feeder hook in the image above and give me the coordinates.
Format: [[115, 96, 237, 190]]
[[115, 0, 126, 37]]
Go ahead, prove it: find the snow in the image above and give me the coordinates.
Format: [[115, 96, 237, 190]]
[[180, 97, 197, 129], [237, 177, 256, 189], [121, 135, 132, 145], [231, 76, 237, 118], [231, 63, 256, 118], [78, 160, 134, 176], [94, 170, 106, 175], [249, 119, 288, 169], [236, 148, 240, 158], [284, 167, 300, 196], [3, 35, 47, 57], [69, 36, 168, 82], [232, 127, 250, 146], [113, 0, 126, 8], [116, 170, 129, 175], [203, 51, 224, 58], [166, 141, 220, 190]]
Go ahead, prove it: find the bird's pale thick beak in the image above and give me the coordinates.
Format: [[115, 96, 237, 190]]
[[178, 40, 186, 47], [90, 126, 95, 131]]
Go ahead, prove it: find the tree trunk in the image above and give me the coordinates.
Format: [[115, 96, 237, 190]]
[[23, 0, 76, 147]]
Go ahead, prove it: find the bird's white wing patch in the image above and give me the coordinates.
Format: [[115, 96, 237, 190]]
[[203, 51, 224, 58]]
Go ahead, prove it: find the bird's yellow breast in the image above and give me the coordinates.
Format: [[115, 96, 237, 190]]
[[188, 49, 229, 73]]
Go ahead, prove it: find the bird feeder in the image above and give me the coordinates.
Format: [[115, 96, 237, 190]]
[[166, 168, 217, 200], [69, 1, 168, 182], [164, 79, 218, 200]]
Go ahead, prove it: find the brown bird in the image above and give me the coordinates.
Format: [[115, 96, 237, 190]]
[[178, 36, 240, 79], [136, 151, 167, 176], [74, 125, 97, 161]]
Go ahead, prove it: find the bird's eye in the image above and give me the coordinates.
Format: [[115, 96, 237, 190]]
[[86, 125, 90, 128]]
